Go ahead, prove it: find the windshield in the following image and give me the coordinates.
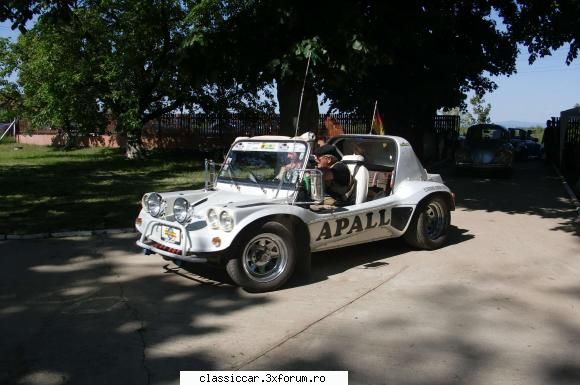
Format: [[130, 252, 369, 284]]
[[466, 125, 508, 142], [218, 140, 308, 189], [510, 129, 531, 140]]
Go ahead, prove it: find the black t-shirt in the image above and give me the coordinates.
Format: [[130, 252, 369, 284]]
[[324, 162, 351, 201], [331, 162, 350, 187]]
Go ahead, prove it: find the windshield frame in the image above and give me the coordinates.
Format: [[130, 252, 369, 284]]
[[216, 138, 312, 193]]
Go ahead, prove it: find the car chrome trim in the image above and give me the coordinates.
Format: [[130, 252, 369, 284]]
[[138, 218, 191, 257]]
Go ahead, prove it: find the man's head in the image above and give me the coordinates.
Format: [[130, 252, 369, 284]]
[[316, 153, 337, 168], [314, 144, 339, 168], [287, 152, 299, 163]]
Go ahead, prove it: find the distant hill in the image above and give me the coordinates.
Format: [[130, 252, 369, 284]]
[[496, 120, 543, 128]]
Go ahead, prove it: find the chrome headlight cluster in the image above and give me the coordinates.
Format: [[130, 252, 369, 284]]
[[207, 208, 234, 232], [173, 197, 192, 223], [143, 192, 165, 217], [219, 211, 234, 232]]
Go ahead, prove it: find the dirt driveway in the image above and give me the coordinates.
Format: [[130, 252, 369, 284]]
[[1, 160, 579, 385]]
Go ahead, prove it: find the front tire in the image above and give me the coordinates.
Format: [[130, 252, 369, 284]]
[[404, 196, 450, 250], [226, 221, 296, 292]]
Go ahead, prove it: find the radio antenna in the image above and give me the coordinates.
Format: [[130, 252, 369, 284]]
[[294, 52, 312, 138]]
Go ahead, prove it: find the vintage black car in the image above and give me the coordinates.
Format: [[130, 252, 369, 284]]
[[455, 124, 513, 175], [508, 128, 543, 160]]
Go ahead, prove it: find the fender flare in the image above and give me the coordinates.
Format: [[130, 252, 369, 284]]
[[229, 214, 312, 275]]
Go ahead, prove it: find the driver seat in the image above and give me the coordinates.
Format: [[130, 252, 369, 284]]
[[341, 155, 369, 204]]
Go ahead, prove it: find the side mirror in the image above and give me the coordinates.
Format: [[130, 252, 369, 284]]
[[306, 169, 324, 203], [204, 159, 217, 190], [288, 169, 324, 204]]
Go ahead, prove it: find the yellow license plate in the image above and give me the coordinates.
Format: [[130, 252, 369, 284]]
[[161, 225, 181, 244]]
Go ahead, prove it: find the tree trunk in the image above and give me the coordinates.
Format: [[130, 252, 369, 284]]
[[124, 131, 145, 159], [277, 77, 319, 137], [382, 106, 433, 162]]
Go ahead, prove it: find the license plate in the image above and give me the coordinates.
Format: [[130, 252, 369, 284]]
[[161, 225, 181, 244]]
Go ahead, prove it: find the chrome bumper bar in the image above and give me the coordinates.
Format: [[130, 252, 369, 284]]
[[138, 218, 207, 263]]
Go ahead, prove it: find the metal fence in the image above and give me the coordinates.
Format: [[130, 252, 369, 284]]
[[546, 116, 580, 186], [17, 113, 461, 159], [565, 117, 580, 145], [433, 115, 461, 136], [152, 113, 280, 138], [151, 113, 460, 137]]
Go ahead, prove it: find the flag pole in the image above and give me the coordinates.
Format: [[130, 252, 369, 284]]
[[294, 52, 312, 138], [369, 100, 378, 134]]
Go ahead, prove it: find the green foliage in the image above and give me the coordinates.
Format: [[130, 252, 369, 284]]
[[97, 0, 192, 134], [16, 18, 106, 133], [505, 0, 580, 65], [469, 95, 492, 125], [0, 1, 48, 33], [4, 1, 199, 144], [0, 37, 21, 121], [440, 96, 492, 133], [527, 127, 545, 141]]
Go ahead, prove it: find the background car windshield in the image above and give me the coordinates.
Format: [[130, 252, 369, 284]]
[[467, 125, 508, 142], [218, 141, 307, 187]]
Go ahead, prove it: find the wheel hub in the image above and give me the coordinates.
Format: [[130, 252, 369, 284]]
[[242, 233, 288, 282], [251, 244, 273, 267]]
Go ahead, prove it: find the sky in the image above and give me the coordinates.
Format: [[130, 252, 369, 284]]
[[1, 20, 579, 126], [486, 45, 580, 125]]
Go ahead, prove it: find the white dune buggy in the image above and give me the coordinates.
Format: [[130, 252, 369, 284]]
[[136, 132, 454, 292]]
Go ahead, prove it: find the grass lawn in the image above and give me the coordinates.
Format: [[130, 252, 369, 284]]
[[0, 143, 208, 235]]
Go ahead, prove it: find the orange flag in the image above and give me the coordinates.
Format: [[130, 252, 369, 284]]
[[370, 107, 384, 135]]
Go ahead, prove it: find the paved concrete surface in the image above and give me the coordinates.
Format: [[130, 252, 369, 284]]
[[1, 160, 579, 385]]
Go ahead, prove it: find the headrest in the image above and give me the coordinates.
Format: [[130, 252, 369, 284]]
[[341, 154, 365, 164]]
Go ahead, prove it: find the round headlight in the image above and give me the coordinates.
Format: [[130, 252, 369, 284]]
[[219, 211, 234, 232], [173, 197, 190, 223], [141, 193, 150, 208], [146, 193, 163, 217], [207, 209, 219, 229]]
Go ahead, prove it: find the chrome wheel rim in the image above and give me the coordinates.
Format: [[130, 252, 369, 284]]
[[242, 233, 288, 283], [423, 201, 447, 240]]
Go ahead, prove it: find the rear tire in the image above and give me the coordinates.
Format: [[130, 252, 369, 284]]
[[404, 196, 450, 250], [226, 221, 296, 292]]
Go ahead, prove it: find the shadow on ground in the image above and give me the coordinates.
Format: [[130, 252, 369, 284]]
[[244, 273, 580, 385], [435, 159, 579, 235], [173, 224, 472, 290], [0, 236, 262, 385]]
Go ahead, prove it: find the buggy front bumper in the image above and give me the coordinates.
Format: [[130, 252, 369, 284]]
[[137, 218, 208, 263]]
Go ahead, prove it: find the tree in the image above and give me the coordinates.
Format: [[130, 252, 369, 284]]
[[4, 0, 200, 157], [183, 1, 519, 146], [182, 1, 322, 136], [469, 95, 492, 125], [2, 0, 580, 154], [14, 18, 106, 140], [505, 0, 580, 65], [0, 37, 22, 121], [96, 0, 193, 157], [440, 95, 492, 133]]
